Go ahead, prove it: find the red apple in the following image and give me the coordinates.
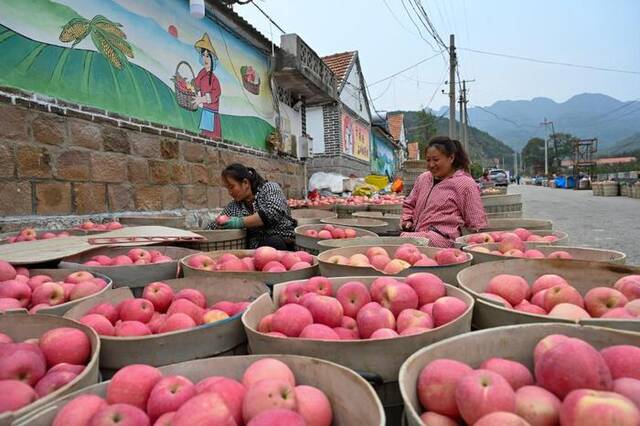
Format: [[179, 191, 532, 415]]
[[80, 314, 115, 336], [531, 274, 570, 295], [600, 345, 640, 380], [455, 369, 517, 424], [614, 275, 640, 301], [31, 282, 65, 306], [405, 273, 446, 305], [306, 295, 343, 327], [34, 370, 78, 397], [172, 392, 235, 426], [584, 287, 629, 317], [356, 302, 395, 338], [142, 282, 174, 313], [432, 296, 467, 327], [242, 379, 297, 423], [515, 385, 561, 426], [87, 303, 119, 324], [486, 274, 531, 306], [242, 358, 295, 388], [195, 376, 246, 425], [89, 403, 150, 426], [166, 299, 204, 325], [119, 299, 155, 323], [279, 283, 306, 305], [304, 276, 333, 296], [417, 359, 473, 418], [560, 389, 640, 426], [543, 285, 584, 311], [0, 343, 47, 386], [0, 280, 31, 307], [299, 323, 341, 340], [40, 327, 91, 367], [0, 379, 38, 413], [270, 304, 313, 337], [0, 261, 17, 281], [335, 281, 371, 318], [115, 321, 152, 337], [52, 394, 107, 426], [107, 364, 162, 409], [146, 375, 196, 421], [480, 357, 534, 390]]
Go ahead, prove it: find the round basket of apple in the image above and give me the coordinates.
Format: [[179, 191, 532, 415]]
[[181, 247, 320, 286], [291, 208, 338, 225], [317, 244, 472, 285], [62, 277, 269, 373], [58, 246, 200, 289], [456, 258, 640, 332], [0, 311, 100, 425], [242, 274, 473, 418], [320, 217, 388, 234], [295, 224, 378, 255], [0, 221, 123, 244], [352, 211, 401, 235], [0, 261, 114, 316], [399, 322, 640, 426], [19, 354, 385, 426], [317, 236, 430, 250], [463, 241, 627, 265], [455, 228, 569, 248], [482, 217, 553, 232]]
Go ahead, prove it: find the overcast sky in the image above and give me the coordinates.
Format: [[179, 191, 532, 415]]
[[235, 0, 640, 112]]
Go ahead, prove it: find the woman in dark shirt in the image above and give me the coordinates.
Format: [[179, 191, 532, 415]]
[[208, 163, 297, 250]]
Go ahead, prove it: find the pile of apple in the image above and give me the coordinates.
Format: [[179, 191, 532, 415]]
[[480, 273, 640, 321], [416, 334, 640, 425], [0, 326, 92, 414], [464, 228, 560, 245], [186, 247, 315, 273], [0, 261, 108, 314], [4, 228, 71, 244], [257, 273, 467, 340], [302, 224, 358, 239], [324, 244, 468, 275], [78, 282, 250, 337], [469, 242, 573, 260], [81, 248, 174, 267], [74, 220, 123, 232], [50, 358, 333, 426]]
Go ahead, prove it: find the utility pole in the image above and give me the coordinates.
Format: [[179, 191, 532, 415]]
[[541, 118, 555, 176], [459, 90, 464, 148], [448, 34, 456, 140]]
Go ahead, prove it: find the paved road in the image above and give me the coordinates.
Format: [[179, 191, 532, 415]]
[[508, 185, 639, 266]]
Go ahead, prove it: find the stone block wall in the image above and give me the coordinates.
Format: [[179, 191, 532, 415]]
[[0, 88, 305, 230]]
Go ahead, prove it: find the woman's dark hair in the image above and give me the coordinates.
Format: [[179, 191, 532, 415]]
[[221, 163, 266, 194], [426, 136, 471, 173], [200, 48, 215, 85]]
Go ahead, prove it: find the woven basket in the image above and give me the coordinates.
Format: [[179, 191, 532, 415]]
[[173, 61, 198, 111]]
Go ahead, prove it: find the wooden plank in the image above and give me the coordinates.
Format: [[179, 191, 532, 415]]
[[0, 226, 203, 265]]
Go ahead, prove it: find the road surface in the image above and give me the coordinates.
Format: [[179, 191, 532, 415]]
[[509, 185, 639, 265]]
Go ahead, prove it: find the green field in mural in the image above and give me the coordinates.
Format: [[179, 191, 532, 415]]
[[0, 23, 272, 149]]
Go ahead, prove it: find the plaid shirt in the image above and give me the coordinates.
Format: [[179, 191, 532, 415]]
[[208, 182, 297, 248], [401, 170, 487, 247]]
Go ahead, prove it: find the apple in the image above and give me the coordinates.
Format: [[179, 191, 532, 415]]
[[369, 328, 399, 339], [146, 375, 196, 421], [543, 285, 584, 311], [0, 280, 31, 307], [531, 274, 570, 295], [303, 277, 332, 297], [27, 275, 53, 291], [202, 309, 229, 324], [348, 253, 370, 267], [119, 299, 155, 323], [242, 358, 296, 388], [584, 287, 629, 317], [356, 302, 395, 338], [336, 281, 371, 318], [613, 378, 640, 409], [0, 343, 47, 386], [107, 364, 162, 409], [115, 321, 152, 337], [142, 282, 174, 313], [614, 275, 640, 301], [0, 260, 17, 281], [515, 385, 561, 426], [480, 357, 534, 390], [48, 363, 85, 375], [0, 379, 38, 413], [474, 412, 530, 425], [174, 288, 206, 309], [80, 314, 115, 336], [186, 254, 215, 271], [535, 337, 612, 399], [0, 298, 23, 312], [157, 313, 196, 333], [417, 358, 474, 418], [600, 345, 640, 380], [40, 327, 91, 367], [370, 255, 391, 270], [166, 299, 204, 325], [31, 282, 65, 306], [468, 233, 494, 244], [87, 303, 119, 324], [455, 369, 516, 424], [70, 280, 105, 301], [127, 248, 152, 263], [52, 394, 107, 426], [432, 297, 467, 327], [513, 228, 532, 241], [0, 333, 12, 344], [295, 251, 314, 264], [383, 259, 411, 274], [299, 324, 341, 340], [257, 314, 274, 333], [405, 273, 446, 305], [216, 214, 230, 225], [547, 250, 573, 259], [379, 283, 419, 316], [326, 255, 349, 265], [111, 255, 134, 266], [560, 389, 640, 426], [306, 295, 344, 327], [499, 233, 525, 253], [270, 304, 313, 337], [254, 246, 280, 270], [366, 247, 389, 258], [89, 403, 150, 426], [514, 300, 547, 315], [548, 303, 591, 320], [34, 370, 78, 397], [625, 299, 640, 316], [418, 412, 458, 426], [486, 274, 531, 306], [195, 376, 246, 425], [304, 229, 318, 237], [480, 292, 513, 308], [370, 277, 399, 302], [242, 378, 297, 423], [65, 271, 95, 284]]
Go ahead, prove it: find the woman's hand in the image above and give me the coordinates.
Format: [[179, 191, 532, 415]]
[[401, 221, 414, 231], [221, 217, 245, 229], [192, 95, 206, 108]]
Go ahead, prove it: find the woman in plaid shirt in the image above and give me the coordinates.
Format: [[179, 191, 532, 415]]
[[208, 163, 297, 250], [401, 136, 487, 247]]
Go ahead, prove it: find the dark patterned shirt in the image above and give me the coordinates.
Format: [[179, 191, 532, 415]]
[[207, 181, 297, 248]]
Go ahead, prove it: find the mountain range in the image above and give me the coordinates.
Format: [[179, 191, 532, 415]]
[[435, 93, 640, 154]]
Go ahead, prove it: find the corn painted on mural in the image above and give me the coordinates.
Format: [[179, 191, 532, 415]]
[[0, 0, 275, 149]]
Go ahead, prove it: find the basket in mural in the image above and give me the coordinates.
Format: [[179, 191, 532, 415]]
[[241, 65, 260, 95], [172, 61, 198, 111]]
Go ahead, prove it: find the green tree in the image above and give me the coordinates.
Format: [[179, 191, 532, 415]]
[[412, 110, 437, 155], [522, 134, 577, 175]]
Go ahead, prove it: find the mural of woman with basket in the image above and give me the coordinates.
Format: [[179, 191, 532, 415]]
[[173, 33, 222, 139]]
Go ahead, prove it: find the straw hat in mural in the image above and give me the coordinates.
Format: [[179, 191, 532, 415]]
[[195, 32, 217, 57]]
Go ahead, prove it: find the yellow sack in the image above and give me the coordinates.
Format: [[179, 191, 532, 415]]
[[365, 175, 389, 191], [353, 183, 377, 196]]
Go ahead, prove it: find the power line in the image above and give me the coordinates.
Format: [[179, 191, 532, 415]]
[[367, 51, 444, 87], [590, 99, 640, 122], [399, 0, 438, 51], [474, 105, 539, 129], [250, 1, 286, 34], [459, 47, 640, 75], [381, 0, 420, 37]]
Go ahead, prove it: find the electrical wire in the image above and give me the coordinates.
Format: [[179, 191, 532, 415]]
[[250, 1, 286, 34], [381, 0, 420, 37], [367, 51, 444, 87], [459, 47, 640, 75], [399, 0, 438, 52]]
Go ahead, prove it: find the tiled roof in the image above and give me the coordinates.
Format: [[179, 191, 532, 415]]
[[387, 113, 404, 141], [322, 51, 357, 87]]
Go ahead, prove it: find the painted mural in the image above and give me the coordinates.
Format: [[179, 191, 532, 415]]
[[0, 0, 275, 149], [371, 130, 397, 178], [341, 112, 370, 161]]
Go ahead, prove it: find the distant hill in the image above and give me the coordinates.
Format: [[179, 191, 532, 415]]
[[400, 110, 514, 167], [606, 133, 640, 156], [436, 94, 640, 152]]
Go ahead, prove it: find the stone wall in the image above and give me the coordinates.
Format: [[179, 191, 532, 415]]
[[0, 88, 305, 230]]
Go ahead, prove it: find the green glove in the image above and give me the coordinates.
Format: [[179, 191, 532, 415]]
[[221, 216, 245, 229]]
